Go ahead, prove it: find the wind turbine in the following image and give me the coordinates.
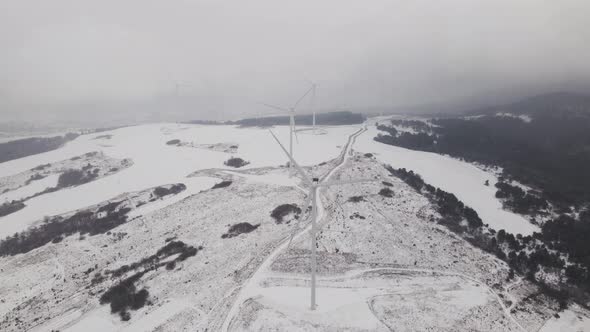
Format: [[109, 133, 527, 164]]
[[259, 86, 314, 174], [269, 130, 374, 310]]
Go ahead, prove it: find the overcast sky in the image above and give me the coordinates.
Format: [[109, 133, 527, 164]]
[[1, 0, 589, 123]]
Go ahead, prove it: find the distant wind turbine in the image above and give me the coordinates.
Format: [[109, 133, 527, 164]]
[[259, 86, 314, 175], [269, 130, 374, 310]]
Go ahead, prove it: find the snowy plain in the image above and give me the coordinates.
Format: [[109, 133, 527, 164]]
[[0, 119, 566, 331], [0, 124, 357, 238], [355, 122, 539, 235]]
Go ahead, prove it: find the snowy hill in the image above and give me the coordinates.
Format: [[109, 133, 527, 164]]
[[0, 121, 588, 331]]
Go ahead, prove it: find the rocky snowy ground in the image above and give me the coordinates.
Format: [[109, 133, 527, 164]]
[[0, 121, 588, 331]]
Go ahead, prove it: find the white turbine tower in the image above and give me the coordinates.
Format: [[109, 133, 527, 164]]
[[259, 86, 314, 174], [307, 81, 318, 132], [269, 130, 374, 310]]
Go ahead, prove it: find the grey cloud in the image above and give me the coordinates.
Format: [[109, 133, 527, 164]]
[[1, 0, 589, 124]]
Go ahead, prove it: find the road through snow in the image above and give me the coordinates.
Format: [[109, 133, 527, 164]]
[[220, 126, 365, 331], [220, 124, 527, 332]]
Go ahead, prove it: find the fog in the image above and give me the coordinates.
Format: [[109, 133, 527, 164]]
[[1, 0, 589, 125]]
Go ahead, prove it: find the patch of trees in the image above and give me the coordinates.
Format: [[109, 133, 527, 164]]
[[153, 184, 187, 198], [166, 139, 181, 146], [107, 240, 203, 278], [271, 204, 302, 224], [387, 164, 590, 305], [224, 157, 250, 168], [390, 119, 432, 132], [32, 163, 51, 171], [495, 181, 548, 215], [348, 196, 366, 203], [0, 201, 130, 256], [99, 240, 202, 320], [375, 114, 590, 208], [375, 132, 435, 151], [221, 222, 260, 238], [0, 133, 78, 163], [378, 188, 394, 198], [211, 181, 232, 189], [376, 124, 398, 137], [25, 173, 46, 185], [100, 272, 149, 321], [57, 169, 98, 188], [0, 201, 26, 217]]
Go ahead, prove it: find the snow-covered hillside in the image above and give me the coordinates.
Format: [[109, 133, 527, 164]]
[[0, 124, 357, 238], [356, 121, 538, 236], [0, 121, 586, 331]]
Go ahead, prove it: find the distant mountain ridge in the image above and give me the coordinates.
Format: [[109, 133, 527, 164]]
[[467, 92, 590, 117]]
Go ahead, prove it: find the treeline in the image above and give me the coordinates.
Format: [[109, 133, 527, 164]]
[[375, 115, 590, 208], [221, 222, 260, 238], [495, 181, 548, 215], [153, 184, 186, 198], [0, 201, 130, 256], [0, 133, 79, 163], [0, 201, 25, 217], [271, 204, 302, 224], [388, 167, 483, 233], [234, 111, 366, 127], [387, 165, 589, 305], [224, 157, 250, 168], [390, 119, 432, 132], [99, 240, 202, 320]]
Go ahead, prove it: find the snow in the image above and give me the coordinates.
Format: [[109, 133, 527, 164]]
[[63, 307, 118, 332], [255, 285, 385, 330], [495, 112, 532, 123], [224, 170, 301, 188], [0, 124, 357, 238], [126, 176, 218, 219], [539, 308, 590, 332], [123, 299, 190, 332], [0, 174, 58, 202], [356, 124, 539, 235]]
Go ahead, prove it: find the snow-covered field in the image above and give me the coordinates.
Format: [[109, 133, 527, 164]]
[[0, 124, 357, 238], [1, 120, 586, 331], [356, 122, 538, 236]]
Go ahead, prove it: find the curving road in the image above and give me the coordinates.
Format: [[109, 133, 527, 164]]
[[219, 123, 526, 332], [220, 126, 365, 331]]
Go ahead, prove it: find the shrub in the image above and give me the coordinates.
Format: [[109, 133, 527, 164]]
[[100, 272, 149, 320], [348, 196, 365, 203], [0, 201, 26, 217], [379, 188, 394, 198], [221, 223, 260, 238], [166, 139, 181, 146], [153, 184, 186, 198], [57, 169, 98, 188], [271, 204, 302, 224], [224, 157, 250, 168], [211, 181, 232, 189]]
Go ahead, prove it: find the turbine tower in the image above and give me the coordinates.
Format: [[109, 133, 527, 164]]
[[269, 130, 374, 310], [259, 85, 314, 174]]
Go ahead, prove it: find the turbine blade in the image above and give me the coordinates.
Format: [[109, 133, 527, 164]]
[[292, 86, 314, 110], [258, 101, 289, 112], [318, 178, 376, 187], [293, 119, 300, 143], [268, 130, 312, 184]]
